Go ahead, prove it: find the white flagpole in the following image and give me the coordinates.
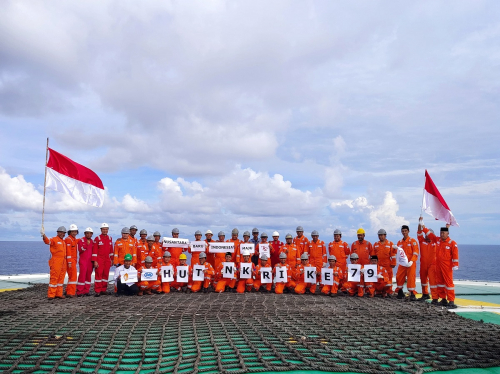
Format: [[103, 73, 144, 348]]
[[41, 138, 49, 232], [420, 171, 426, 218]]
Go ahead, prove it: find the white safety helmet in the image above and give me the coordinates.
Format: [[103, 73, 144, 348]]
[[100, 223, 109, 229], [241, 250, 250, 257], [68, 224, 78, 232], [84, 227, 93, 233], [272, 231, 279, 237], [206, 230, 213, 235]]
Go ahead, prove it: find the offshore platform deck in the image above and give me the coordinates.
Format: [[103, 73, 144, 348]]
[[0, 275, 500, 374]]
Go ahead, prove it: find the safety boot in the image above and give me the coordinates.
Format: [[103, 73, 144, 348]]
[[94, 293, 100, 297], [439, 299, 448, 306], [430, 299, 439, 305], [138, 291, 144, 296], [203, 287, 208, 293], [145, 290, 152, 295], [397, 289, 405, 299], [409, 293, 417, 301], [56, 295, 66, 299], [447, 301, 457, 309], [418, 294, 430, 301]]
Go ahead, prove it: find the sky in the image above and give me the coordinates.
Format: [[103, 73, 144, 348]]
[[0, 1, 499, 244]]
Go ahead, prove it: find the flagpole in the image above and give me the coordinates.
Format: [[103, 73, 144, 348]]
[[41, 138, 49, 232], [420, 171, 426, 218]]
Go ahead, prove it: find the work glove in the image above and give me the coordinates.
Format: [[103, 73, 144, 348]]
[[40, 228, 45, 237], [392, 244, 399, 250], [377, 274, 384, 279], [360, 268, 365, 274], [406, 261, 413, 267], [452, 266, 459, 271]]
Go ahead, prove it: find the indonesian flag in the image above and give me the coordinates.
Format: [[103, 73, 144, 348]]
[[46, 148, 104, 207], [422, 170, 458, 227]]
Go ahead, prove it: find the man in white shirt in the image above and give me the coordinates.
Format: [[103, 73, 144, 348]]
[[114, 253, 139, 296]]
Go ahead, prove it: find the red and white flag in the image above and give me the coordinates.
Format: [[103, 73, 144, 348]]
[[422, 170, 458, 227], [46, 148, 105, 207]]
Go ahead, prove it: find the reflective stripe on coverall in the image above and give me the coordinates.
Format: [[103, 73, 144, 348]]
[[294, 263, 317, 294], [308, 240, 326, 273], [161, 261, 175, 293], [236, 261, 255, 293], [65, 235, 78, 296], [273, 263, 296, 294], [253, 263, 272, 291], [364, 265, 390, 296], [372, 240, 395, 294], [44, 236, 67, 298], [191, 262, 215, 293], [215, 263, 237, 292], [327, 240, 350, 285], [137, 267, 161, 291], [270, 240, 283, 268], [113, 237, 137, 266], [293, 236, 310, 256], [279, 244, 300, 269]]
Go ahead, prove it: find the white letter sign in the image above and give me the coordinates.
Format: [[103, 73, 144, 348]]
[[259, 243, 270, 258], [274, 267, 287, 283], [260, 267, 273, 284], [304, 266, 316, 283], [120, 269, 138, 283], [321, 268, 334, 286], [176, 265, 189, 283], [163, 237, 190, 248], [209, 242, 235, 253], [192, 265, 205, 281], [363, 265, 378, 282], [348, 264, 361, 282], [161, 265, 174, 282], [240, 243, 255, 254], [190, 241, 206, 252], [223, 262, 236, 278], [140, 268, 157, 281], [239, 263, 252, 279]]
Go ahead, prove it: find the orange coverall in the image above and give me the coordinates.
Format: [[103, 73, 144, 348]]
[[294, 263, 317, 294], [364, 265, 390, 297], [320, 265, 344, 295], [213, 240, 228, 270], [205, 239, 216, 268], [215, 262, 237, 292], [307, 240, 327, 272], [395, 236, 419, 295], [273, 263, 295, 294], [160, 261, 175, 293], [253, 263, 273, 291], [137, 267, 161, 292], [169, 246, 185, 268], [44, 236, 67, 298], [293, 235, 310, 256], [372, 240, 396, 294], [189, 242, 207, 266], [280, 243, 300, 269], [417, 229, 438, 299], [113, 237, 137, 266], [137, 244, 162, 271], [236, 260, 255, 293], [191, 262, 215, 292], [424, 228, 459, 301], [344, 268, 365, 297], [64, 235, 78, 296], [327, 240, 350, 280], [350, 240, 373, 266]]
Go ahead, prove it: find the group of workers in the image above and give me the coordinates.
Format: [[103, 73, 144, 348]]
[[41, 217, 459, 308]]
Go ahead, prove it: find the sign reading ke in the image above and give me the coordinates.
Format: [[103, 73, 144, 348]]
[[209, 242, 234, 253], [190, 241, 206, 252], [163, 237, 190, 248]]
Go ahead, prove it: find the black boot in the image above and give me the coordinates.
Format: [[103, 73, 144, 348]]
[[409, 293, 417, 301], [439, 299, 449, 306], [430, 299, 439, 305], [418, 294, 430, 301], [447, 301, 457, 309], [397, 289, 405, 299]]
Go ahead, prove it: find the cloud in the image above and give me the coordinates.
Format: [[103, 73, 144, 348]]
[[0, 167, 42, 211]]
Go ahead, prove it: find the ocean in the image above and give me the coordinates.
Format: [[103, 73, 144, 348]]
[[0, 241, 498, 282]]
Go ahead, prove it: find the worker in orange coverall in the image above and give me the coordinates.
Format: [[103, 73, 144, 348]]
[[215, 252, 237, 293], [421, 219, 459, 309], [191, 252, 214, 293], [41, 226, 67, 300], [92, 223, 113, 297], [344, 253, 364, 297], [114, 227, 137, 267], [173, 253, 192, 293], [160, 251, 175, 294], [169, 228, 186, 267], [236, 251, 255, 293], [205, 230, 216, 268], [227, 228, 242, 264], [364, 255, 390, 298], [294, 253, 317, 294], [320, 255, 344, 296], [253, 255, 273, 292], [351, 228, 372, 266], [293, 226, 310, 256], [138, 236, 162, 270], [372, 229, 396, 296], [213, 231, 227, 271], [270, 231, 283, 267], [394, 225, 419, 301], [189, 230, 206, 266], [274, 252, 296, 294], [280, 233, 300, 269], [152, 231, 162, 254], [76, 227, 94, 297], [64, 224, 79, 297], [137, 256, 161, 295], [327, 229, 350, 289], [417, 217, 438, 302], [308, 230, 326, 274]]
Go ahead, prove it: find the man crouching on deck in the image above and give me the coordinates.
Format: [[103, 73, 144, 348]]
[[114, 254, 139, 296]]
